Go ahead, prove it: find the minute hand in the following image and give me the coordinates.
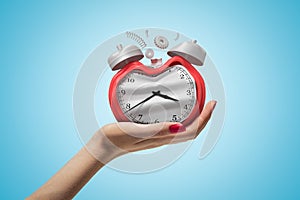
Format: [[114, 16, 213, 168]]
[[125, 93, 156, 113], [156, 92, 179, 102]]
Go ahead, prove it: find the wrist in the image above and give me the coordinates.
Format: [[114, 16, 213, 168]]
[[85, 128, 126, 164]]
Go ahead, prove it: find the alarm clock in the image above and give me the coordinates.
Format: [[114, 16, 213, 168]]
[[108, 40, 206, 126]]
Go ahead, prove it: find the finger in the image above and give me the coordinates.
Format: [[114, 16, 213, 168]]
[[111, 121, 185, 140], [197, 100, 217, 132], [155, 100, 217, 142], [131, 133, 191, 152], [134, 122, 186, 143], [183, 100, 217, 139], [132, 101, 217, 150], [132, 123, 187, 148]]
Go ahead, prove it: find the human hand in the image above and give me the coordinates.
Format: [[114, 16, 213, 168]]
[[27, 100, 217, 200], [86, 100, 217, 164]]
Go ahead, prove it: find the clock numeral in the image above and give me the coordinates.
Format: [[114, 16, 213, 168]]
[[125, 103, 131, 109], [137, 114, 143, 120], [127, 78, 135, 83], [154, 119, 159, 123], [120, 89, 126, 95], [172, 115, 178, 122], [186, 89, 191, 95], [180, 74, 185, 79], [184, 104, 189, 110]]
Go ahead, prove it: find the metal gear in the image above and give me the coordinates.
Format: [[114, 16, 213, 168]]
[[154, 36, 169, 49]]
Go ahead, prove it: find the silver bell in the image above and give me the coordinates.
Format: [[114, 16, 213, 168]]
[[108, 44, 144, 70], [167, 40, 206, 66]]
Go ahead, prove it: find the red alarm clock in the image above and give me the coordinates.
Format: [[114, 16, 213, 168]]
[[108, 40, 206, 126]]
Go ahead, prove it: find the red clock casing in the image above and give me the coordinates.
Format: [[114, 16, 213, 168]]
[[108, 56, 206, 126]]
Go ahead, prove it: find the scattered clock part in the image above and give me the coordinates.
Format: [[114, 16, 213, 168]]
[[154, 35, 169, 49], [150, 58, 162, 67], [174, 32, 180, 41], [126, 31, 147, 48], [145, 29, 149, 37], [145, 48, 154, 59], [108, 44, 144, 70], [168, 40, 206, 66]]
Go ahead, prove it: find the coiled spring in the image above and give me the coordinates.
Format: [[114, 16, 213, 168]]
[[126, 31, 147, 48]]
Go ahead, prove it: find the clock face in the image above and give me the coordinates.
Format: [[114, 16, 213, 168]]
[[116, 65, 197, 124]]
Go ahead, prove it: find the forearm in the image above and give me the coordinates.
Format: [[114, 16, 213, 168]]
[[27, 147, 104, 200]]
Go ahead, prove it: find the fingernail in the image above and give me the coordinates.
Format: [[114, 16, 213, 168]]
[[169, 124, 186, 134], [212, 101, 217, 110]]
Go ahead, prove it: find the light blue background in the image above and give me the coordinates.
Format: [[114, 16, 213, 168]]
[[1, 0, 299, 199]]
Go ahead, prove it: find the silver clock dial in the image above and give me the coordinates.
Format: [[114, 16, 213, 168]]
[[117, 65, 197, 124]]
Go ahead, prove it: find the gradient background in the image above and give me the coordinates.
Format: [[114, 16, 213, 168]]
[[1, 0, 299, 199]]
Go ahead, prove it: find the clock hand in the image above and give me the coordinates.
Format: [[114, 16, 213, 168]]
[[124, 90, 177, 114], [153, 91, 179, 102], [125, 91, 159, 113]]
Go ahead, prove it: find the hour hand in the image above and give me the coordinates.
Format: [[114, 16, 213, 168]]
[[152, 91, 178, 102]]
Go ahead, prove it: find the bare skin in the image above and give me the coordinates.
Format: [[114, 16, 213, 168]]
[[27, 100, 217, 200]]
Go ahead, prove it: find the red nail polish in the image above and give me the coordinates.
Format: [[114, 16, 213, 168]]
[[169, 124, 186, 134]]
